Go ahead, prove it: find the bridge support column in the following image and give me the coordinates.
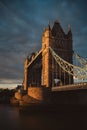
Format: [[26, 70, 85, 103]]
[[42, 48, 50, 87], [23, 57, 29, 90], [41, 24, 51, 87]]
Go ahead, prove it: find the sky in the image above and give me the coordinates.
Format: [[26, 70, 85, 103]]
[[0, 0, 87, 88]]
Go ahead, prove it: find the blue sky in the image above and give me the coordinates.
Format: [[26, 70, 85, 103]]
[[0, 0, 87, 88]]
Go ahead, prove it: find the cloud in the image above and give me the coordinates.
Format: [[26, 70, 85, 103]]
[[0, 79, 22, 84], [0, 0, 87, 85]]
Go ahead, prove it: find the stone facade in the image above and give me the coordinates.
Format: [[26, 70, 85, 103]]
[[23, 20, 73, 90], [28, 86, 51, 102], [42, 21, 73, 87]]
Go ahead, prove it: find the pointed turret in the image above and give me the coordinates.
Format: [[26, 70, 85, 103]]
[[47, 21, 51, 30], [42, 21, 51, 39], [54, 20, 59, 24], [67, 24, 72, 39], [52, 20, 65, 37], [68, 24, 71, 32]]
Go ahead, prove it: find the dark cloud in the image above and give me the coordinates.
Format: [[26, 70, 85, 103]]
[[0, 0, 87, 85]]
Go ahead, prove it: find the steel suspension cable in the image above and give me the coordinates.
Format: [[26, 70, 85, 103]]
[[73, 51, 87, 66], [50, 47, 87, 80]]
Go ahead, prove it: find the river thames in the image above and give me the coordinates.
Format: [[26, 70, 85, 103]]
[[0, 104, 87, 130]]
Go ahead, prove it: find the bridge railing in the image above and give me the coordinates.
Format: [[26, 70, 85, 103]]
[[52, 82, 87, 91]]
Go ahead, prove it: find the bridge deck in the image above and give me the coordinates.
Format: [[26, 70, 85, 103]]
[[52, 82, 87, 92]]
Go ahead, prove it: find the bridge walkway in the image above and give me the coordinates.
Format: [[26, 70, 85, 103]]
[[52, 82, 87, 92]]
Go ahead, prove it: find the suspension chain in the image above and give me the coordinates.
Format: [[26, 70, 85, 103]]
[[50, 47, 87, 80], [73, 51, 87, 66]]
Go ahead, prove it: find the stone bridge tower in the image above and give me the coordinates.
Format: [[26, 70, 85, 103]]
[[23, 20, 73, 90], [42, 21, 73, 87]]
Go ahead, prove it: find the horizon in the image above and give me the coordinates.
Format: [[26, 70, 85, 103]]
[[0, 83, 22, 89]]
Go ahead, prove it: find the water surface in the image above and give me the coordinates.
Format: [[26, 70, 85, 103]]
[[0, 104, 87, 130]]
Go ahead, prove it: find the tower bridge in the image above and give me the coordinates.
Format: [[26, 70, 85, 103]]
[[23, 20, 87, 93]]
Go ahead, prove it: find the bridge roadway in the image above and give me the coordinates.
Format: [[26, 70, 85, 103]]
[[51, 82, 87, 92]]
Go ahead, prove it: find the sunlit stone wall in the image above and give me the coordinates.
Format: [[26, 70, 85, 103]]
[[15, 90, 22, 100], [28, 86, 51, 101]]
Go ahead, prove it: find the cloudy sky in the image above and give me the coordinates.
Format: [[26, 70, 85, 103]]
[[0, 0, 87, 88]]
